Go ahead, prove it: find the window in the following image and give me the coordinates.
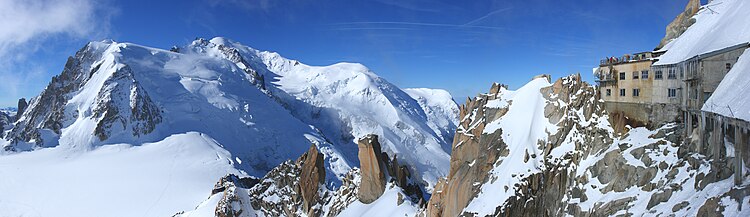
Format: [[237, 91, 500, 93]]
[[668, 68, 676, 79], [620, 89, 626, 96], [655, 70, 663, 79], [606, 89, 611, 96], [668, 88, 677, 98], [633, 89, 640, 97], [632, 71, 639, 79], [690, 88, 697, 99], [619, 72, 626, 80], [641, 70, 649, 79]]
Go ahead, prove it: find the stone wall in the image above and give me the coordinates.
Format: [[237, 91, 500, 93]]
[[604, 101, 680, 132]]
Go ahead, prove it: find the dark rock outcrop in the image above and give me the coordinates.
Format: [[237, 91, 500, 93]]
[[212, 174, 259, 195], [0, 111, 10, 138], [16, 98, 27, 118]]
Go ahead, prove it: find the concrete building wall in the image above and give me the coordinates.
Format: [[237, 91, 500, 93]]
[[700, 47, 744, 97], [684, 45, 747, 111], [598, 60, 654, 104], [650, 64, 683, 105]]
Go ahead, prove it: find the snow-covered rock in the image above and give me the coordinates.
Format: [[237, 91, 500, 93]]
[[177, 144, 423, 217], [424, 75, 750, 216]]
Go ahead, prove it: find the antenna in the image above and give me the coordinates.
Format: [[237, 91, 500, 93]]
[[702, 2, 723, 14]]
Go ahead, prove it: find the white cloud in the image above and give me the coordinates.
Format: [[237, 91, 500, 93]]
[[0, 0, 104, 55], [0, 0, 111, 107]]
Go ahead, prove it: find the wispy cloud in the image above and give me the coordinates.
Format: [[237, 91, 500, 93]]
[[333, 27, 417, 31], [0, 0, 110, 56], [328, 21, 505, 30], [0, 0, 113, 106], [463, 7, 513, 26]]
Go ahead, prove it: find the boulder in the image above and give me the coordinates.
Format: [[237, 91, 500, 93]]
[[357, 134, 387, 204]]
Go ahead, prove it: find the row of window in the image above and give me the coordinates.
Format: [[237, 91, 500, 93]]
[[617, 70, 677, 80], [605, 88, 678, 98]]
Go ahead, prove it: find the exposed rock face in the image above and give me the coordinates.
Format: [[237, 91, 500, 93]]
[[298, 144, 326, 215], [16, 98, 27, 118], [426, 75, 611, 217], [425, 81, 508, 217], [656, 0, 701, 50], [208, 144, 340, 217], [4, 43, 161, 151], [246, 161, 306, 216], [5, 46, 101, 149], [424, 74, 750, 216], [357, 134, 387, 204], [92, 65, 162, 141]]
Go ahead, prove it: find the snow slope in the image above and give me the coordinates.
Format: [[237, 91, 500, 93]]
[[337, 183, 420, 217], [0, 132, 242, 217], [464, 77, 557, 215], [404, 88, 459, 150], [655, 0, 750, 65], [703, 48, 750, 121]]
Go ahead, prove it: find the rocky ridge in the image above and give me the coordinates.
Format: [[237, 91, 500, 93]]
[[420, 74, 750, 216], [178, 135, 427, 217], [656, 0, 701, 50]]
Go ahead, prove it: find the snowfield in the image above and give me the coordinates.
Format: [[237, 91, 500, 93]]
[[0, 132, 242, 217]]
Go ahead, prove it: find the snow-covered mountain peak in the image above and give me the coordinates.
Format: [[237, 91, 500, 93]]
[[0, 37, 460, 216], [181, 37, 458, 189]]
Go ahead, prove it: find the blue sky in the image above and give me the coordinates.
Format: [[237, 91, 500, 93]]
[[0, 0, 695, 107]]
